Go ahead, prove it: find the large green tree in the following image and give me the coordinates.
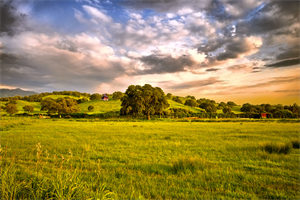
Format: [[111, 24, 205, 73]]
[[4, 103, 18, 115], [41, 97, 79, 114], [120, 84, 169, 120], [23, 105, 34, 113]]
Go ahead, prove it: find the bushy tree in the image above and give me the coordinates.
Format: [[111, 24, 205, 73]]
[[121, 84, 169, 120], [186, 95, 196, 100], [166, 93, 172, 99], [77, 98, 88, 104], [222, 106, 232, 114], [199, 102, 217, 113], [112, 91, 124, 100], [218, 102, 227, 109], [88, 105, 94, 111], [90, 93, 102, 101], [241, 103, 256, 113], [4, 103, 18, 115], [23, 105, 34, 113], [184, 99, 198, 107], [172, 96, 183, 104], [227, 101, 237, 107], [41, 97, 79, 114]]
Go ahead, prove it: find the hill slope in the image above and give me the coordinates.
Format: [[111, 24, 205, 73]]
[[0, 88, 36, 97]]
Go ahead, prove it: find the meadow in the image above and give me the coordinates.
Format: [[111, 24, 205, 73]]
[[0, 117, 299, 199]]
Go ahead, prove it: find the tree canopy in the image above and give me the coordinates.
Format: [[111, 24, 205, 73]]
[[41, 97, 79, 114], [23, 105, 34, 113], [4, 103, 18, 115], [120, 84, 169, 120]]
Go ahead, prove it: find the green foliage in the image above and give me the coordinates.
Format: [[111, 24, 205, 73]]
[[41, 97, 79, 114], [172, 96, 183, 104], [88, 105, 94, 111], [112, 91, 124, 100], [291, 140, 300, 149], [166, 93, 172, 99], [263, 143, 292, 154], [77, 97, 88, 104], [4, 103, 18, 115], [121, 84, 169, 119], [184, 99, 198, 107], [222, 106, 232, 114], [90, 93, 102, 101], [227, 101, 237, 107], [199, 102, 217, 113], [185, 95, 196, 100], [23, 105, 34, 113]]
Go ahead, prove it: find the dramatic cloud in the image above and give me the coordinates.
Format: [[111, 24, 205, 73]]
[[0, 0, 25, 35], [265, 58, 300, 68], [0, 0, 299, 103], [137, 54, 195, 74], [165, 77, 222, 90]]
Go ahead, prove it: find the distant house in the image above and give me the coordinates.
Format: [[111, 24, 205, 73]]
[[261, 113, 271, 118], [102, 94, 109, 101]]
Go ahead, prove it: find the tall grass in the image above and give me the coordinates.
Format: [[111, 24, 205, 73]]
[[0, 118, 299, 199], [262, 143, 292, 154]]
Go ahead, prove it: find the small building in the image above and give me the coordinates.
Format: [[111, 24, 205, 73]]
[[102, 94, 109, 101], [261, 113, 271, 118]]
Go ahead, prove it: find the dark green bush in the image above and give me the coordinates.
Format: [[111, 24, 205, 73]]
[[291, 140, 300, 149]]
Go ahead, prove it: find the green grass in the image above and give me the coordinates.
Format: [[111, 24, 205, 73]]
[[231, 106, 242, 114], [0, 100, 44, 115], [1, 97, 240, 115], [78, 100, 121, 114], [0, 118, 299, 199], [168, 100, 205, 113], [42, 95, 82, 100]]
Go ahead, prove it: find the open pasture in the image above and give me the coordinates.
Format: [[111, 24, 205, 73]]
[[0, 118, 299, 199]]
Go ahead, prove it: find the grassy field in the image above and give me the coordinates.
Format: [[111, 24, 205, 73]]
[[0, 117, 299, 199], [1, 98, 216, 115], [79, 100, 121, 114], [168, 100, 205, 113]]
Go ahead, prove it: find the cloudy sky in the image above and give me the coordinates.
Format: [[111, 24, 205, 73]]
[[0, 0, 299, 104]]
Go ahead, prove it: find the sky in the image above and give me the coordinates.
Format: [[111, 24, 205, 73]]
[[0, 0, 299, 104]]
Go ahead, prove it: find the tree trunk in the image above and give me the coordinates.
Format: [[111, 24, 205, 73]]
[[147, 114, 150, 120]]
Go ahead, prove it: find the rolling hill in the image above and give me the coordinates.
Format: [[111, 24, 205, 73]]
[[0, 88, 36, 97]]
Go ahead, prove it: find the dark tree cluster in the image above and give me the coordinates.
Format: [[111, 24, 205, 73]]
[[112, 91, 124, 100], [23, 105, 34, 113], [172, 96, 183, 104], [241, 103, 300, 118], [121, 84, 169, 120], [2, 102, 18, 115], [197, 98, 217, 113], [41, 97, 79, 114]]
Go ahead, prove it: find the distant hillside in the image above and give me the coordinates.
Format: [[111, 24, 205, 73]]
[[0, 88, 36, 97]]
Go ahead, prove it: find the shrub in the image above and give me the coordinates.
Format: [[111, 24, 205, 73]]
[[291, 140, 300, 149], [88, 105, 94, 112], [263, 143, 292, 154], [23, 105, 34, 113]]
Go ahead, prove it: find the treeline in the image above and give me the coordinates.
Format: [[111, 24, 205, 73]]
[[240, 103, 300, 118], [0, 85, 299, 119], [0, 91, 91, 102]]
